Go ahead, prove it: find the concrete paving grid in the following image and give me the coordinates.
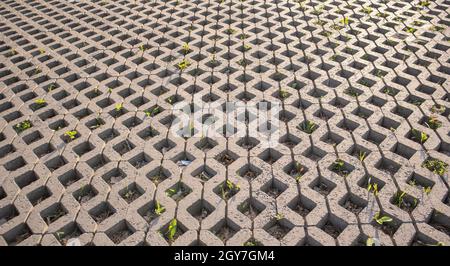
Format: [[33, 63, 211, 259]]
[[0, 0, 449, 246]]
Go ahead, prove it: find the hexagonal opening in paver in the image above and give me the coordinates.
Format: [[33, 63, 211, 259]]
[[214, 180, 240, 200], [73, 184, 98, 204], [310, 176, 336, 197], [106, 220, 135, 244], [238, 164, 262, 181], [27, 186, 52, 206], [113, 140, 136, 156], [330, 159, 354, 177], [120, 183, 144, 204], [258, 148, 282, 165], [284, 161, 308, 181], [211, 218, 239, 243], [319, 214, 348, 239], [264, 217, 293, 241], [147, 166, 171, 185], [261, 179, 288, 199], [191, 165, 216, 183], [138, 200, 166, 223], [288, 195, 317, 217], [41, 203, 68, 225], [187, 199, 215, 222], [339, 193, 367, 215], [166, 182, 192, 202], [89, 202, 116, 224], [427, 210, 450, 236], [371, 211, 401, 237], [54, 222, 83, 246], [154, 138, 176, 154], [238, 198, 265, 220], [215, 150, 238, 167], [73, 141, 95, 157], [0, 204, 19, 225], [160, 219, 186, 243], [4, 223, 32, 246]]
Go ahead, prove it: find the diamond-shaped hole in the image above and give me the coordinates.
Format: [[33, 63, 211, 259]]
[[146, 167, 171, 185], [120, 183, 143, 204], [310, 177, 336, 196], [330, 159, 354, 177], [73, 185, 97, 204], [128, 152, 151, 169], [54, 222, 83, 246], [154, 138, 176, 155], [58, 169, 82, 187], [376, 158, 400, 175], [284, 161, 308, 180], [45, 156, 68, 171], [73, 141, 94, 157], [214, 180, 240, 200], [191, 165, 216, 183], [391, 191, 419, 213], [302, 146, 326, 162], [211, 219, 239, 243], [4, 223, 32, 246], [27, 186, 52, 206], [41, 203, 68, 225], [113, 140, 136, 156], [138, 201, 166, 223], [106, 220, 135, 244], [288, 195, 316, 217], [427, 210, 450, 236], [264, 219, 293, 240], [161, 219, 186, 243], [279, 133, 301, 149], [215, 150, 238, 166], [236, 136, 259, 151], [87, 154, 109, 170], [340, 193, 367, 215], [262, 179, 287, 199], [238, 198, 265, 219], [103, 168, 126, 185], [89, 202, 116, 223], [258, 148, 282, 164], [166, 182, 192, 202], [238, 164, 262, 181], [320, 215, 347, 239], [187, 200, 215, 222], [0, 204, 19, 224]]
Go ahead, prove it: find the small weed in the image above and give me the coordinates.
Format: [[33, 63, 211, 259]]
[[423, 186, 432, 195], [177, 59, 190, 70], [166, 218, 177, 242], [430, 104, 445, 114], [220, 180, 240, 200], [114, 103, 123, 112], [411, 129, 428, 144], [298, 120, 317, 134], [147, 106, 161, 117], [418, 0, 430, 7], [279, 89, 289, 99], [154, 201, 165, 216], [393, 191, 406, 208], [425, 116, 442, 130], [404, 27, 417, 34], [226, 28, 236, 35], [359, 151, 366, 162], [362, 7, 372, 14], [34, 98, 46, 105], [243, 44, 251, 51], [340, 16, 350, 26], [64, 130, 78, 140], [373, 212, 393, 225], [275, 213, 284, 220], [14, 120, 32, 133], [182, 43, 190, 54], [422, 159, 448, 176]]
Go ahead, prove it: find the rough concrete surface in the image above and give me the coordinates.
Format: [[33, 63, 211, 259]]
[[0, 0, 449, 246]]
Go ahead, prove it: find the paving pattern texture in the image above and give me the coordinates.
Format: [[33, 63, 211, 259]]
[[0, 0, 449, 246]]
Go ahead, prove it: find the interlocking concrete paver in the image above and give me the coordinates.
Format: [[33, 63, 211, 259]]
[[0, 0, 449, 246]]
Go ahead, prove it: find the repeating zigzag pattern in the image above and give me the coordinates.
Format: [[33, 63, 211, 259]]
[[0, 0, 449, 246]]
